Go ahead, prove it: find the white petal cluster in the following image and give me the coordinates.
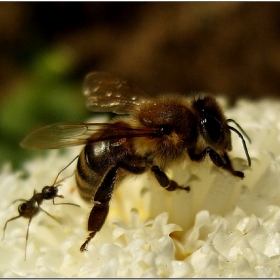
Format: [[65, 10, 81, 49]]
[[1, 98, 280, 277]]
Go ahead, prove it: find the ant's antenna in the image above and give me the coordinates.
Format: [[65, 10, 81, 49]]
[[52, 155, 79, 186]]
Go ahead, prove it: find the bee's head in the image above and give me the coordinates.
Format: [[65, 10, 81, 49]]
[[192, 95, 231, 150], [192, 95, 251, 166]]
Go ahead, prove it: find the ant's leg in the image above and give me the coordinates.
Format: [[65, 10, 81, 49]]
[[80, 165, 119, 252], [2, 215, 21, 240], [52, 199, 81, 208], [187, 147, 244, 179], [11, 199, 27, 204], [24, 212, 35, 261], [38, 206, 61, 224], [151, 166, 190, 192]]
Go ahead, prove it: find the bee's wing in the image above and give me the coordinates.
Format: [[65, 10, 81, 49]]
[[84, 72, 152, 114], [21, 122, 155, 150]]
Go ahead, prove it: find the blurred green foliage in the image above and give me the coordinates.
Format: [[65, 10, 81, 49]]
[[0, 47, 91, 170]]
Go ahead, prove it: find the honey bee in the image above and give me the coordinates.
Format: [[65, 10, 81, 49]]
[[20, 71, 251, 251], [2, 156, 80, 260]]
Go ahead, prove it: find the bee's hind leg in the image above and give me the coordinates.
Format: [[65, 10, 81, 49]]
[[80, 165, 119, 252]]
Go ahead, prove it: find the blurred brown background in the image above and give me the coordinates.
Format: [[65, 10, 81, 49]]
[[1, 2, 280, 169]]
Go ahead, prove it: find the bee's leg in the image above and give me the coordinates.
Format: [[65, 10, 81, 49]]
[[80, 165, 119, 252], [187, 148, 244, 179], [222, 152, 244, 178], [151, 166, 190, 192], [119, 162, 146, 174]]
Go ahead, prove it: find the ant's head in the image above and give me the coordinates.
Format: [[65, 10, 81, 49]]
[[42, 186, 59, 200]]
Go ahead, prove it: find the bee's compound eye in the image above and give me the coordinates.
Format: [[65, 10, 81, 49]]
[[201, 115, 223, 144], [159, 126, 172, 136]]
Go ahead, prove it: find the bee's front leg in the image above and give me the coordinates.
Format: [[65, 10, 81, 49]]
[[151, 166, 190, 192], [187, 148, 244, 179], [80, 165, 119, 252]]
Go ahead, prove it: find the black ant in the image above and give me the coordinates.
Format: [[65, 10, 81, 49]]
[[2, 156, 80, 260]]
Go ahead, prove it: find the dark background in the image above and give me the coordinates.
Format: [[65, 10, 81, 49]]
[[1, 2, 280, 169]]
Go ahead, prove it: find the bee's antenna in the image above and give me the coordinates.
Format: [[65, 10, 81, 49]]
[[227, 119, 251, 167], [227, 119, 251, 143]]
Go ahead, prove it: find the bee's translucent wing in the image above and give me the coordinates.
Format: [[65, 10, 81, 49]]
[[21, 122, 155, 150], [84, 72, 151, 114], [21, 123, 99, 149]]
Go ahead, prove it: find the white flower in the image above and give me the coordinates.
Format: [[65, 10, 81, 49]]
[[1, 97, 280, 277]]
